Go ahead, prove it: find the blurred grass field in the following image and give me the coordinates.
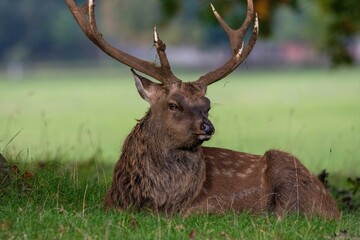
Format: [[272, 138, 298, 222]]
[[0, 65, 359, 176]]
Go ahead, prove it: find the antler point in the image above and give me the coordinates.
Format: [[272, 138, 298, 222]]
[[236, 42, 244, 59], [210, 3, 215, 12], [153, 26, 159, 42], [254, 13, 259, 31], [154, 26, 159, 43]]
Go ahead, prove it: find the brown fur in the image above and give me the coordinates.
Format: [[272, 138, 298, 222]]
[[187, 148, 339, 219], [103, 82, 340, 219], [104, 112, 206, 214]]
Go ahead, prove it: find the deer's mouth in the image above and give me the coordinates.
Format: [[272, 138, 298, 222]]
[[196, 134, 212, 141]]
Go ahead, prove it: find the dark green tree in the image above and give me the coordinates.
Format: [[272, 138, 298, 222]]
[[0, 0, 95, 62], [158, 0, 360, 66], [317, 0, 360, 66]]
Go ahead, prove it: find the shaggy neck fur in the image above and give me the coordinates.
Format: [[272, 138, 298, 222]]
[[104, 112, 206, 214]]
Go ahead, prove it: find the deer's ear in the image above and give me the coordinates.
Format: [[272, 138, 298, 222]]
[[131, 69, 161, 103]]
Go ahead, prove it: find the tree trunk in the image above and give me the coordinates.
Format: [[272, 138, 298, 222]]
[[0, 153, 11, 188]]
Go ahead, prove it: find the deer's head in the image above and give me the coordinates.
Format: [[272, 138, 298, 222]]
[[132, 70, 212, 149], [66, 0, 258, 149]]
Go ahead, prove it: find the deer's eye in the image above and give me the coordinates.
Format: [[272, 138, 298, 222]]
[[168, 103, 179, 111]]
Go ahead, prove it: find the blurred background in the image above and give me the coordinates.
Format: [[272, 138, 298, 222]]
[[1, 0, 359, 71], [0, 0, 359, 176]]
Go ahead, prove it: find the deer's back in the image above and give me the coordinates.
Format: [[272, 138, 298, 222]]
[[192, 147, 269, 214], [193, 147, 340, 219]]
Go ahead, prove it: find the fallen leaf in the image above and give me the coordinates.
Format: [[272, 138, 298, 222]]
[[0, 222, 10, 231], [189, 229, 196, 240], [220, 231, 230, 239], [11, 164, 20, 174], [22, 171, 34, 180], [130, 218, 139, 229], [37, 162, 47, 169]]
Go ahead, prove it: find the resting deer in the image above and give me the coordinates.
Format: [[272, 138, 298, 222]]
[[66, 0, 340, 219]]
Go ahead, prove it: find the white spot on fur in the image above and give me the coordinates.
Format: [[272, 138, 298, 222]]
[[248, 156, 258, 162], [220, 152, 229, 157], [223, 171, 233, 178], [232, 187, 258, 200], [212, 167, 220, 176], [237, 153, 244, 157], [237, 173, 247, 179], [223, 160, 233, 166], [260, 176, 264, 193], [244, 168, 253, 175]]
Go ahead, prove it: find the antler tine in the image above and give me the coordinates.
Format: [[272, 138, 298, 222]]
[[153, 27, 174, 80], [65, 0, 177, 84], [196, 0, 259, 87]]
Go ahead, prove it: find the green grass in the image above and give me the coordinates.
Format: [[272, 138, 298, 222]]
[[1, 159, 359, 239], [1, 65, 360, 239], [1, 66, 359, 175]]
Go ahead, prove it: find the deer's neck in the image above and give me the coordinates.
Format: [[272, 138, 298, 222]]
[[121, 112, 203, 169], [118, 112, 206, 213]]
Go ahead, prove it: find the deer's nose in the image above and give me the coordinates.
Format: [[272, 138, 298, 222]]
[[200, 121, 215, 136]]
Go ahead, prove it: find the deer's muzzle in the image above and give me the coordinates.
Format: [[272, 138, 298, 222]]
[[198, 120, 215, 141]]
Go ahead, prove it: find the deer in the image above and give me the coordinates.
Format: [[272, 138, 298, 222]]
[[66, 0, 340, 219]]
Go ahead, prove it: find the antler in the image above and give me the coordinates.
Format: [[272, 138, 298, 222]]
[[65, 0, 178, 84], [195, 0, 259, 87]]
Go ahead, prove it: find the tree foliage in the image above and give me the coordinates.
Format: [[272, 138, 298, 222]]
[[317, 0, 360, 66], [0, 0, 359, 66], [0, 0, 95, 63], [159, 0, 360, 66]]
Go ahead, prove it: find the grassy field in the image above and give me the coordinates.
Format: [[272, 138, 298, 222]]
[[1, 65, 360, 239], [1, 160, 359, 239], [1, 162, 359, 239], [1, 65, 359, 174]]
